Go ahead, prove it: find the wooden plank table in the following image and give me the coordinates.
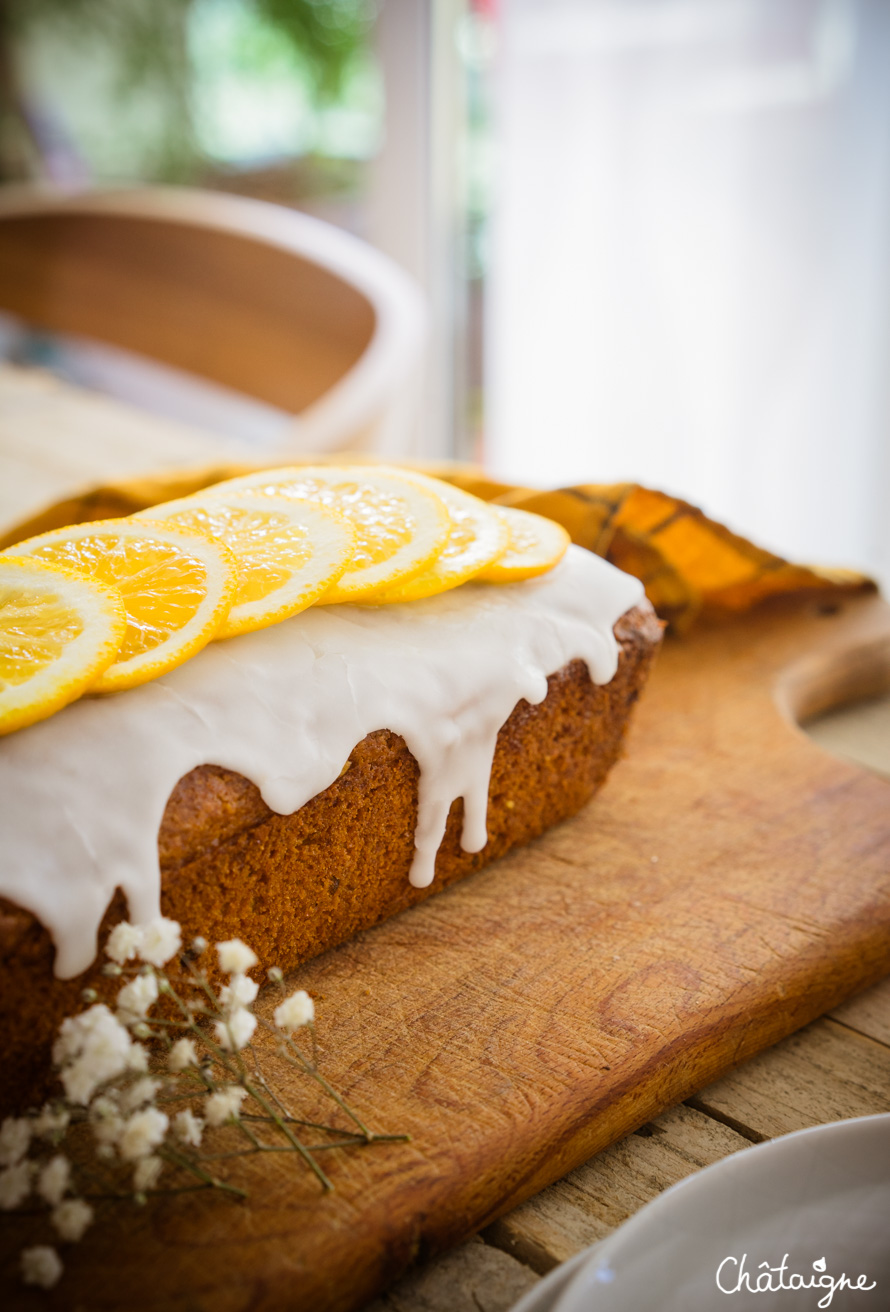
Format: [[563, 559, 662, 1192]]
[[2, 365, 889, 1312], [358, 973, 890, 1312]]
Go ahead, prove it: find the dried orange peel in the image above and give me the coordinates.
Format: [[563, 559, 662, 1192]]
[[0, 557, 127, 735]]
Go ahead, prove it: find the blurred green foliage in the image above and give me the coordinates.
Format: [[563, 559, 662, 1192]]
[[10, 0, 373, 99], [1, 0, 377, 183]]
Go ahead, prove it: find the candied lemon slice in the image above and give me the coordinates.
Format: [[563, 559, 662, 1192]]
[[476, 505, 571, 582], [4, 520, 237, 692], [0, 558, 127, 735], [372, 476, 510, 602], [135, 493, 356, 638], [206, 465, 452, 603]]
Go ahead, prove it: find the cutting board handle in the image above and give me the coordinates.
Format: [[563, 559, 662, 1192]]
[[776, 596, 890, 725]]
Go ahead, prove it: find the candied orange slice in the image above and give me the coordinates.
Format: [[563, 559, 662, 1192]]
[[476, 505, 571, 582], [0, 558, 126, 734], [372, 476, 510, 602], [4, 520, 237, 692], [205, 465, 452, 602], [135, 493, 356, 638]]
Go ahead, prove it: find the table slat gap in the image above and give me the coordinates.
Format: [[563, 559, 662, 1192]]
[[690, 1016, 890, 1142], [480, 1104, 753, 1277], [822, 1013, 890, 1053], [683, 1098, 768, 1144], [826, 975, 890, 1047]]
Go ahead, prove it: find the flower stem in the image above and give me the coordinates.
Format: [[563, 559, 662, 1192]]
[[159, 1145, 247, 1198], [241, 1081, 332, 1191]]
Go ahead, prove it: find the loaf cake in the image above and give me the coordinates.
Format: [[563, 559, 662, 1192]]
[[0, 546, 660, 1112]]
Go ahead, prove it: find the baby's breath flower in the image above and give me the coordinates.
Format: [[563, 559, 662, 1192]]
[[216, 939, 258, 975], [0, 1161, 32, 1209], [32, 1105, 70, 1140], [118, 1107, 169, 1162], [51, 1198, 93, 1242], [92, 1124, 123, 1153], [90, 1098, 125, 1150], [274, 990, 315, 1032], [191, 935, 208, 955], [168, 1038, 198, 1072], [120, 1077, 160, 1113], [219, 973, 259, 1011], [205, 1086, 247, 1127], [0, 1116, 31, 1166], [116, 973, 159, 1024], [56, 1005, 133, 1105], [105, 921, 144, 965], [37, 1155, 70, 1206], [214, 1008, 257, 1052], [54, 1004, 129, 1060], [61, 1062, 99, 1107], [133, 1155, 163, 1192], [21, 1245, 63, 1289], [52, 1004, 118, 1067], [173, 1109, 204, 1147], [91, 1089, 119, 1111], [0, 932, 392, 1286], [139, 917, 182, 968], [267, 966, 284, 984], [126, 1043, 149, 1073]]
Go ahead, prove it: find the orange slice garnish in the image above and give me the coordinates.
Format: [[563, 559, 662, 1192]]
[[0, 558, 126, 734], [476, 505, 571, 582], [4, 520, 237, 692], [135, 493, 356, 638], [373, 476, 510, 602], [205, 465, 452, 603]]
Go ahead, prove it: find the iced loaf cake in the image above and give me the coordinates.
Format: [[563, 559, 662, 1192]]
[[0, 491, 660, 1111]]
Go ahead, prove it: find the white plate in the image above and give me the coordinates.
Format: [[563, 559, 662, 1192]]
[[509, 1249, 593, 1312], [511, 1115, 890, 1312]]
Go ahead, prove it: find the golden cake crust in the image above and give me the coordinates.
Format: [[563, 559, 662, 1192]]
[[0, 603, 661, 1112]]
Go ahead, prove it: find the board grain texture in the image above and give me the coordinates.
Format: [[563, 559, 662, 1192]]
[[2, 587, 889, 1312]]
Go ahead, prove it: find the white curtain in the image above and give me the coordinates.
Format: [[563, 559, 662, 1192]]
[[487, 0, 890, 590]]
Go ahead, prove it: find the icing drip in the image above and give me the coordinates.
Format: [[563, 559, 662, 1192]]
[[0, 547, 643, 978]]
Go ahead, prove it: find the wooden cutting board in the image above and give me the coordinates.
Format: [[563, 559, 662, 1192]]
[[4, 587, 890, 1312]]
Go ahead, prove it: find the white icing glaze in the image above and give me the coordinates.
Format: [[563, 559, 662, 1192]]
[[0, 546, 643, 979]]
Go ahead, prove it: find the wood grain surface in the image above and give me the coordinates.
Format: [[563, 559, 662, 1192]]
[[430, 980, 890, 1312], [2, 587, 889, 1312], [0, 204, 373, 414]]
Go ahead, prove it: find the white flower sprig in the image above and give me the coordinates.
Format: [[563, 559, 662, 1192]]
[[4, 917, 407, 1291]]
